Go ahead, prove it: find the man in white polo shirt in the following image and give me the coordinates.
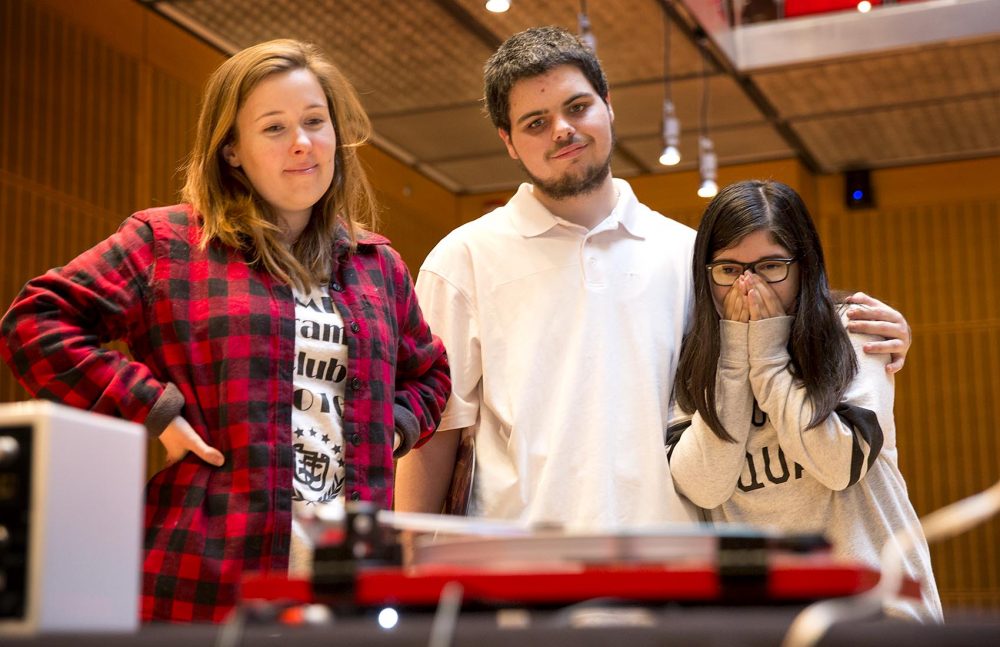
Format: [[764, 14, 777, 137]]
[[394, 26, 911, 531]]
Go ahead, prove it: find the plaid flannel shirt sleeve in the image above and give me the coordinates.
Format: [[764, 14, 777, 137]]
[[0, 213, 179, 433], [385, 247, 450, 455]]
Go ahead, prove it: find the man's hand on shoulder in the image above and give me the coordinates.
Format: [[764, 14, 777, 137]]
[[845, 292, 911, 374]]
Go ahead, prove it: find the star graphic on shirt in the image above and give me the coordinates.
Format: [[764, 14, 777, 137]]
[[337, 458, 345, 468], [333, 444, 342, 455], [321, 434, 330, 444], [294, 428, 304, 439], [309, 428, 317, 438]]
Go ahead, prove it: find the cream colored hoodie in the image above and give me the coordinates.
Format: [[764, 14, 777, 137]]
[[669, 315, 942, 622]]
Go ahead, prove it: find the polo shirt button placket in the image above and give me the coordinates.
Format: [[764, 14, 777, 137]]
[[583, 237, 601, 286]]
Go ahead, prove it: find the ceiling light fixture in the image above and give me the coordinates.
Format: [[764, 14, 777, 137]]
[[697, 136, 718, 198], [578, 0, 596, 53], [659, 12, 680, 166], [485, 0, 510, 13], [660, 101, 681, 166], [857, 1, 872, 13], [697, 41, 717, 198]]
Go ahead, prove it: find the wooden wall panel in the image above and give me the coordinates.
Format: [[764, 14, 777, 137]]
[[360, 145, 462, 272], [819, 184, 1000, 612], [3, 1, 140, 217], [148, 70, 202, 207], [1, 0, 143, 403]]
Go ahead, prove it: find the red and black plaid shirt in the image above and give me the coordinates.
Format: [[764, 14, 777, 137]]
[[0, 205, 450, 622]]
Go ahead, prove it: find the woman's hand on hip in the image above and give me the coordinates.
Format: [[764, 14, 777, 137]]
[[159, 416, 225, 467]]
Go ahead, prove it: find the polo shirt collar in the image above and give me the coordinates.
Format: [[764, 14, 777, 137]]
[[507, 183, 558, 237], [507, 178, 647, 239], [610, 178, 647, 239]]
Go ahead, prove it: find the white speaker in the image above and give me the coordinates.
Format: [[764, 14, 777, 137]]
[[0, 400, 145, 634]]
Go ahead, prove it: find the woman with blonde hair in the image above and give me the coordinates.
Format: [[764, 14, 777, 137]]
[[0, 39, 450, 622]]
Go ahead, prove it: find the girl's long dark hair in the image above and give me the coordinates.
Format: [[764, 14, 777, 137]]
[[675, 180, 857, 441]]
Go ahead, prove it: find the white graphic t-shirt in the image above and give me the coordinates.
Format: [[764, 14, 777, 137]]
[[289, 284, 348, 575]]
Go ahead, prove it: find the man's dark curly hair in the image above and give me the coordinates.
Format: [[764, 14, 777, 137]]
[[484, 26, 609, 134]]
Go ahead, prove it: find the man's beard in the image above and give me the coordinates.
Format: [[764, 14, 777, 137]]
[[521, 131, 616, 201]]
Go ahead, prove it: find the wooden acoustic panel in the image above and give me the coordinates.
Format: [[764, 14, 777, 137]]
[[820, 196, 1000, 611]]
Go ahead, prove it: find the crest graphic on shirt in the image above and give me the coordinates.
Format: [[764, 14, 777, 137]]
[[292, 467, 345, 503], [317, 472, 345, 503], [293, 443, 330, 493]]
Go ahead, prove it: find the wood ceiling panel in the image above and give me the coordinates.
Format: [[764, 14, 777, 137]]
[[609, 148, 642, 177], [150, 0, 999, 193], [373, 105, 500, 162], [610, 74, 768, 140], [753, 39, 1000, 119], [621, 123, 795, 174], [164, 0, 492, 113], [429, 151, 534, 194], [454, 0, 710, 84], [793, 95, 1000, 172]]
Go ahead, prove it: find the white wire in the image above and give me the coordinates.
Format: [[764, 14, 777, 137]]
[[782, 478, 1000, 647], [428, 581, 464, 647]]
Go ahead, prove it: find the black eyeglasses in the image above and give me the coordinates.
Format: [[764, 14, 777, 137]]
[[706, 258, 796, 287]]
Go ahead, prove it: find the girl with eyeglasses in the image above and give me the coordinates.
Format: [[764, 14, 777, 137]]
[[667, 180, 942, 622]]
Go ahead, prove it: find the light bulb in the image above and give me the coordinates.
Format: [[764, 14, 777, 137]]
[[485, 0, 510, 13], [659, 145, 681, 166], [857, 1, 872, 13], [660, 100, 680, 166], [697, 135, 718, 198]]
